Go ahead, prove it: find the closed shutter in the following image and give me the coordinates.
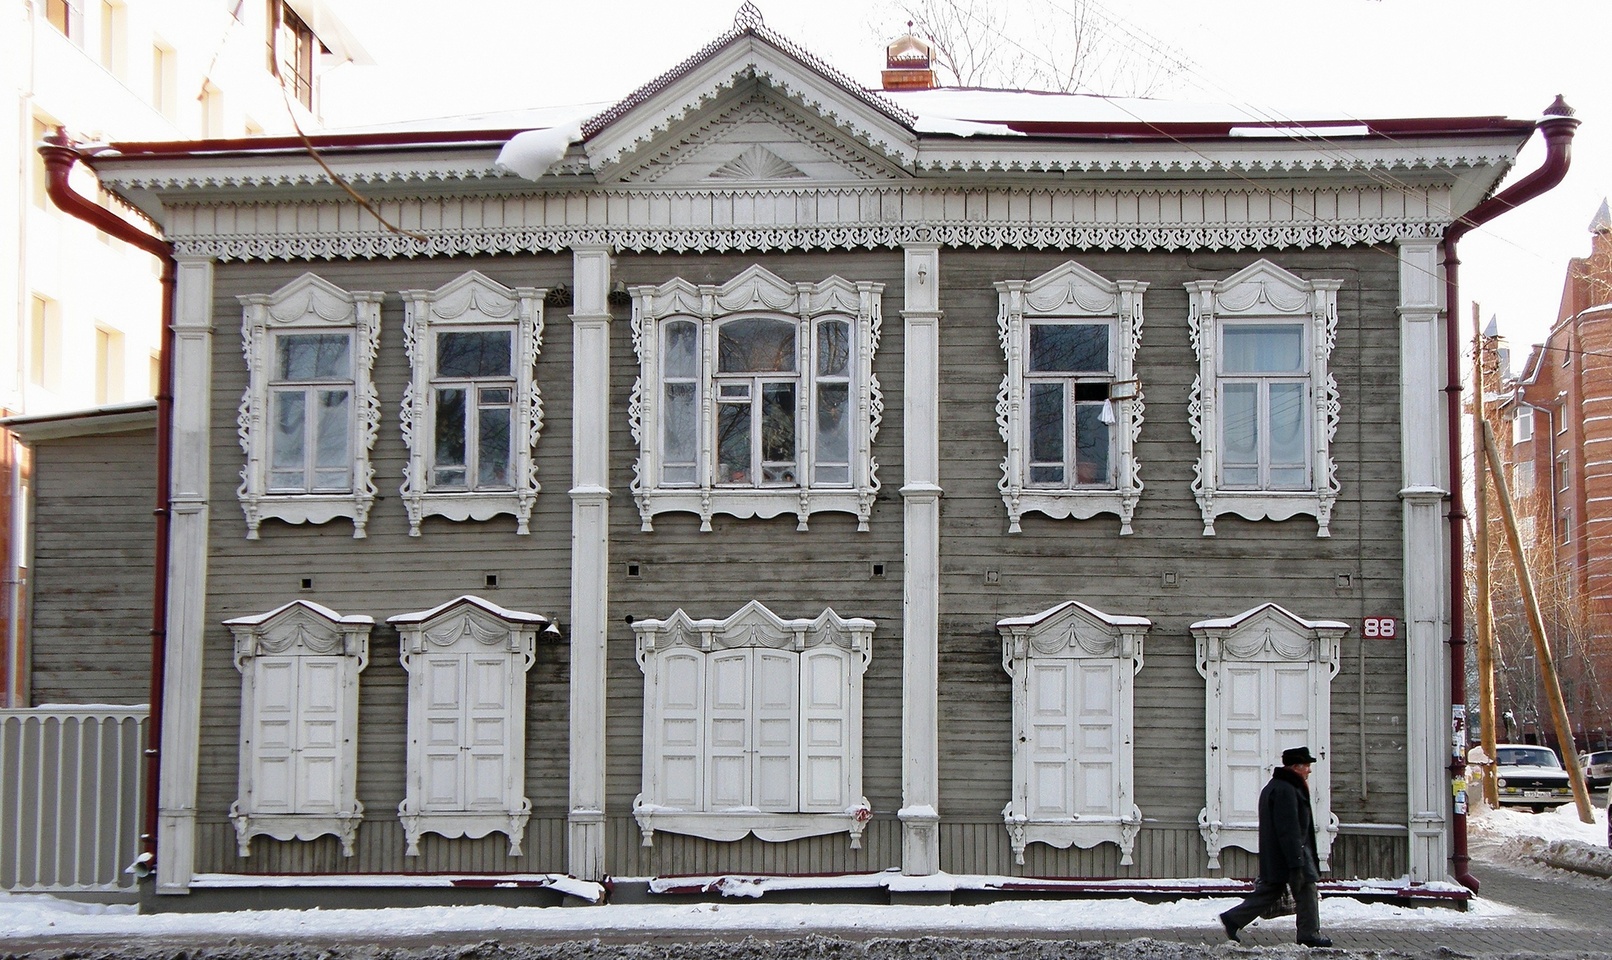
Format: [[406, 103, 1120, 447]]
[[656, 650, 705, 809], [1026, 658, 1076, 819], [753, 649, 799, 811], [295, 658, 343, 814], [421, 655, 467, 811], [706, 649, 752, 809], [1222, 663, 1269, 825], [799, 646, 850, 813], [250, 658, 299, 814], [1073, 659, 1119, 817], [465, 654, 512, 810]]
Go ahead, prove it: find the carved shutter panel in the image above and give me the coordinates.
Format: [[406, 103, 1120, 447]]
[[799, 646, 850, 813], [753, 649, 798, 812], [295, 658, 343, 814], [421, 655, 467, 811], [1073, 659, 1119, 817], [1223, 663, 1269, 825], [706, 649, 751, 809], [465, 654, 512, 810], [1272, 664, 1313, 757], [250, 658, 299, 814], [656, 649, 705, 809], [1027, 658, 1076, 819]]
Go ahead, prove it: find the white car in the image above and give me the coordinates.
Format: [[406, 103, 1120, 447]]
[[1494, 743, 1573, 811], [1579, 749, 1612, 790]]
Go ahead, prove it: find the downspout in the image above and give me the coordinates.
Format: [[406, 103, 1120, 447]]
[[39, 130, 174, 874], [1442, 96, 1578, 891]]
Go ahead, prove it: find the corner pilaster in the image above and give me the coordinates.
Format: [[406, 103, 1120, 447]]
[[157, 255, 215, 894], [900, 242, 942, 875], [1397, 238, 1450, 882], [568, 246, 612, 880]]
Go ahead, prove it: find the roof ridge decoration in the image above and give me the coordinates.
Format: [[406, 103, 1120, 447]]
[[581, 6, 916, 142]]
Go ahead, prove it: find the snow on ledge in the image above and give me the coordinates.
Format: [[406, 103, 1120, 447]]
[[190, 873, 604, 902], [495, 123, 584, 181]]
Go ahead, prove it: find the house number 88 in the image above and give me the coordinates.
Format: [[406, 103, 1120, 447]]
[[1363, 617, 1397, 639]]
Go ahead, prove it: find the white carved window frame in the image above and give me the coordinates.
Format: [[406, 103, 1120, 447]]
[[237, 273, 384, 539], [389, 595, 547, 857], [631, 600, 875, 848], [1186, 260, 1343, 537], [226, 600, 373, 857], [399, 272, 546, 536], [1192, 603, 1346, 871], [997, 262, 1147, 535], [998, 601, 1150, 866], [629, 265, 884, 533]]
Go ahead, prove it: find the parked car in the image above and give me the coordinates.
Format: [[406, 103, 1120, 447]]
[[1579, 750, 1612, 790], [1493, 744, 1573, 812]]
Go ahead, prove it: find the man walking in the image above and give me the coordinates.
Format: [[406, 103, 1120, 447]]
[[1219, 746, 1332, 947]]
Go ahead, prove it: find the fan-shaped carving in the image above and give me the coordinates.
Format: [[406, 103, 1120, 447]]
[[708, 145, 807, 181]]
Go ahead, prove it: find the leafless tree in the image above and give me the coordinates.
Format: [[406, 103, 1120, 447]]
[[873, 0, 1187, 95]]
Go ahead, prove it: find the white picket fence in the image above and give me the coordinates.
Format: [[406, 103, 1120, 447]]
[[0, 707, 147, 896]]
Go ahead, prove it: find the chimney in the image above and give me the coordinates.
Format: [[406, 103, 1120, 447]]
[[882, 26, 936, 91]]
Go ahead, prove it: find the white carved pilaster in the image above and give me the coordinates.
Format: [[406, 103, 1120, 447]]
[[900, 242, 941, 875], [158, 255, 214, 895], [1398, 238, 1450, 882], [569, 246, 612, 880]]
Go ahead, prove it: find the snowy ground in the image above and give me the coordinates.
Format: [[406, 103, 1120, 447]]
[[3, 802, 1608, 959]]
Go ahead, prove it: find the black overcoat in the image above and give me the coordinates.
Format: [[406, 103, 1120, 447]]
[[1256, 766, 1321, 883]]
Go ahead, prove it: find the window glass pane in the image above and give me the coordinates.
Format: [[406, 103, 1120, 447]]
[[434, 388, 466, 487], [718, 318, 796, 373], [1075, 403, 1112, 485], [817, 320, 850, 377], [277, 333, 350, 380], [1030, 323, 1109, 374], [313, 390, 350, 485], [664, 382, 697, 481], [1029, 381, 1065, 480], [437, 330, 512, 378], [761, 382, 796, 462], [478, 408, 511, 487], [717, 403, 751, 484], [271, 390, 306, 474], [1223, 324, 1304, 373], [1222, 382, 1259, 487], [665, 321, 698, 379], [1268, 381, 1308, 469], [815, 383, 849, 469]]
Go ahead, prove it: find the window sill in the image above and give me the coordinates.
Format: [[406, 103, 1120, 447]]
[[1196, 489, 1334, 538], [634, 487, 874, 533], [402, 489, 537, 536], [632, 804, 872, 849], [1002, 807, 1142, 866], [398, 808, 532, 857], [229, 806, 364, 857], [240, 491, 376, 540], [1002, 489, 1140, 536]]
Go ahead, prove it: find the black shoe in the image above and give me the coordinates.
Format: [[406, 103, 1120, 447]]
[[1220, 914, 1241, 942], [1298, 936, 1333, 948]]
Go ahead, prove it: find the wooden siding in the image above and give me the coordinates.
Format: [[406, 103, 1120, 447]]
[[28, 428, 156, 706]]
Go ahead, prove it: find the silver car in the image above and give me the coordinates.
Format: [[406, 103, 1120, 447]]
[[1494, 744, 1573, 811], [1579, 749, 1612, 790]]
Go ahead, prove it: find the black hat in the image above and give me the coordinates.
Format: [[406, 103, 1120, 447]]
[[1282, 746, 1318, 766]]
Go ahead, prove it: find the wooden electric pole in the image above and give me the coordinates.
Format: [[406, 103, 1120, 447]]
[[1471, 306, 1499, 805]]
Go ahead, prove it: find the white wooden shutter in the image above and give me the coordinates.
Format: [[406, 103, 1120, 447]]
[[1073, 659, 1119, 817], [753, 649, 799, 812], [465, 654, 513, 810], [656, 649, 705, 809], [250, 658, 298, 814], [421, 655, 467, 811], [1272, 664, 1314, 759], [799, 646, 851, 813], [1222, 663, 1270, 824], [1027, 659, 1076, 819], [294, 658, 343, 814], [706, 649, 752, 809]]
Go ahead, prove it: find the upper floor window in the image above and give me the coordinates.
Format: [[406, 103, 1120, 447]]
[[238, 273, 383, 540], [631, 601, 874, 849], [267, 0, 319, 110], [1512, 406, 1534, 443], [1186, 260, 1342, 538], [45, 0, 82, 42], [997, 262, 1146, 535], [400, 272, 545, 536], [631, 266, 884, 533]]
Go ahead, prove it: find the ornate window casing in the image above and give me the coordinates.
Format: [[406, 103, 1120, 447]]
[[631, 601, 875, 848], [1192, 603, 1346, 871], [998, 601, 1149, 865], [226, 600, 373, 857], [389, 595, 548, 857], [997, 263, 1147, 535], [237, 273, 384, 539], [399, 272, 546, 536], [629, 266, 884, 532], [1186, 260, 1343, 537]]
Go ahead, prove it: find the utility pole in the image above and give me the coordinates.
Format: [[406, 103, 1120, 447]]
[[1471, 304, 1499, 805]]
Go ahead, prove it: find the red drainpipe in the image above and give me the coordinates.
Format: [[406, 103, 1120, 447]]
[[1442, 96, 1578, 891], [39, 130, 175, 873]]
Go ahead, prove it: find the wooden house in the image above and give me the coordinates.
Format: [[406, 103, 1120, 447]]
[[53, 7, 1569, 907]]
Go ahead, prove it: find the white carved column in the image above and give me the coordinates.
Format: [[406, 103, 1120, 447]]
[[1398, 238, 1450, 882], [157, 255, 215, 894], [568, 246, 611, 880], [900, 242, 942, 875]]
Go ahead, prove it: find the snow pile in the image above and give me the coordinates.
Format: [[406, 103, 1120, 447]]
[[1467, 797, 1611, 875], [495, 122, 583, 180]]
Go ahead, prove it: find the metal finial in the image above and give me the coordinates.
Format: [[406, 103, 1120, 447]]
[[1544, 94, 1575, 118], [734, 1, 764, 30]]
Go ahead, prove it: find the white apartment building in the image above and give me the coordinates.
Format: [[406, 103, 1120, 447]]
[[3, 0, 366, 703]]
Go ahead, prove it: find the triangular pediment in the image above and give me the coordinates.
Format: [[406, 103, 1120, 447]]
[[581, 13, 916, 184]]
